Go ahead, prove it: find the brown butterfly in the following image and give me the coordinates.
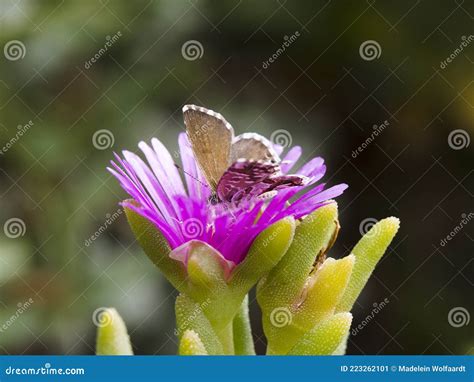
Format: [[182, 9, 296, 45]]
[[182, 105, 306, 203]]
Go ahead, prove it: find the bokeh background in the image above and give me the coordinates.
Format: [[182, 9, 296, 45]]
[[0, 0, 472, 355]]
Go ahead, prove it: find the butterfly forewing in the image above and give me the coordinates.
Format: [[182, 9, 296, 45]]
[[231, 133, 280, 164], [183, 105, 234, 190]]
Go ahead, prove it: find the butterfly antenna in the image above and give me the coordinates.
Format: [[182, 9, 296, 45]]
[[174, 163, 211, 189]]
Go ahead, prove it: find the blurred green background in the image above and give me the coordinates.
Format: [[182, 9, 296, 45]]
[[0, 0, 472, 355]]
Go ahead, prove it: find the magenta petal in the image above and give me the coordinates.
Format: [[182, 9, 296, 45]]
[[280, 146, 302, 173]]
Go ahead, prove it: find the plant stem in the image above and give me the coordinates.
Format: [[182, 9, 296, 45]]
[[215, 322, 234, 355], [233, 295, 256, 355]]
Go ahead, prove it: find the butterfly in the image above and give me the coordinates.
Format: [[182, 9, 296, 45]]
[[182, 105, 307, 204]]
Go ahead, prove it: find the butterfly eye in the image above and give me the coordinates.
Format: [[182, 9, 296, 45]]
[[208, 194, 220, 205]]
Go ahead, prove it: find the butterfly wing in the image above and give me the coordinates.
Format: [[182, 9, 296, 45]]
[[183, 105, 234, 190], [217, 160, 278, 202], [231, 133, 280, 164], [217, 160, 307, 203]]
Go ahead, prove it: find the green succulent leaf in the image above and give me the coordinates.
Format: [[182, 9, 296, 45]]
[[230, 216, 296, 293], [179, 330, 208, 355], [262, 255, 354, 355], [95, 308, 133, 355], [232, 295, 256, 355], [294, 255, 355, 332], [257, 203, 342, 354], [258, 203, 339, 309], [332, 329, 350, 355], [288, 313, 353, 355], [124, 204, 186, 290], [175, 293, 226, 355], [336, 217, 400, 312]]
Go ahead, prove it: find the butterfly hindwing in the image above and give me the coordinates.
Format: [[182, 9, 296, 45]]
[[231, 133, 280, 164], [183, 105, 234, 190]]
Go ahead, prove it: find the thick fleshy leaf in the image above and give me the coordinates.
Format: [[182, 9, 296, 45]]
[[336, 217, 400, 312], [257, 203, 340, 354], [288, 313, 352, 355], [181, 243, 237, 332], [184, 241, 230, 288], [295, 255, 354, 330], [231, 217, 295, 293], [175, 293, 225, 355], [95, 308, 133, 355], [258, 203, 339, 309], [179, 330, 208, 355], [124, 204, 186, 290], [183, 217, 296, 334], [262, 255, 354, 355], [332, 329, 350, 355], [232, 295, 256, 355]]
